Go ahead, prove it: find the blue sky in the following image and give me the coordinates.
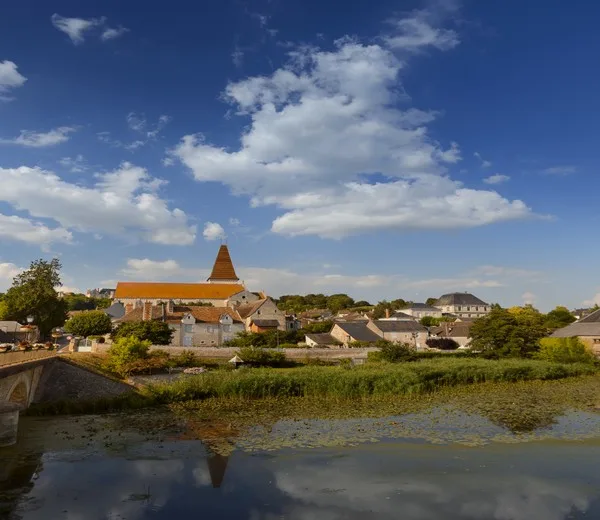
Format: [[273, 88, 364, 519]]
[[0, 0, 598, 310]]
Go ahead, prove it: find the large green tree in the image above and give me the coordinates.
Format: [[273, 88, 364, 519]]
[[3, 259, 68, 337], [64, 310, 113, 337], [470, 305, 547, 358], [544, 306, 576, 330], [111, 320, 174, 345]]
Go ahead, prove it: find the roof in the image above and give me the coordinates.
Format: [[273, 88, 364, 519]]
[[430, 322, 473, 338], [334, 322, 381, 342], [435, 293, 488, 306], [104, 302, 126, 319], [252, 319, 280, 328], [114, 306, 164, 323], [334, 312, 368, 322], [371, 320, 428, 333], [0, 321, 21, 331], [168, 306, 242, 324], [551, 309, 600, 337], [388, 311, 416, 320], [114, 282, 245, 300], [305, 333, 341, 345], [207, 245, 239, 282], [402, 303, 441, 311], [299, 309, 331, 319], [236, 299, 267, 319]]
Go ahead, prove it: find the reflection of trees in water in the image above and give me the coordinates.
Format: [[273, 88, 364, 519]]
[[0, 450, 43, 519]]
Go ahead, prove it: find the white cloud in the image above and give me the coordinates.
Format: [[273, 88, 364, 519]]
[[0, 61, 27, 101], [0, 127, 76, 148], [99, 113, 171, 152], [0, 263, 22, 290], [172, 13, 534, 239], [483, 174, 510, 185], [122, 259, 182, 280], [522, 291, 537, 305], [203, 222, 226, 241], [475, 265, 542, 279], [229, 218, 241, 226], [384, 12, 459, 51], [0, 213, 72, 248], [51, 14, 105, 44], [59, 155, 88, 173], [474, 151, 492, 168], [0, 163, 196, 245], [542, 165, 576, 175], [582, 292, 600, 307], [101, 26, 129, 41]]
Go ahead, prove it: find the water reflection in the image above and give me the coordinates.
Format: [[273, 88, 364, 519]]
[[1, 416, 599, 520]]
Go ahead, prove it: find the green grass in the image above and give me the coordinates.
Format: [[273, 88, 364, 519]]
[[145, 358, 597, 402]]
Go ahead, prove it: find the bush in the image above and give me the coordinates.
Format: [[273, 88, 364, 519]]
[[278, 342, 301, 349], [64, 310, 112, 338], [236, 346, 286, 367], [172, 350, 200, 367], [347, 340, 372, 348], [377, 340, 414, 362], [88, 335, 106, 344], [106, 336, 151, 376], [111, 321, 173, 345], [537, 337, 596, 364], [426, 338, 460, 350]]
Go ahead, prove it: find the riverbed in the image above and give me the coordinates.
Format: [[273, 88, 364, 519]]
[[2, 403, 600, 519]]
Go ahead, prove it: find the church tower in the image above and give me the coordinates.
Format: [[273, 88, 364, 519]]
[[207, 244, 240, 284]]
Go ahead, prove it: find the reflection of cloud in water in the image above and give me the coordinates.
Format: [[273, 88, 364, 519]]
[[274, 460, 593, 520]]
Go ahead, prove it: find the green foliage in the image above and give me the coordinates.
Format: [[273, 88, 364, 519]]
[[177, 301, 213, 307], [62, 293, 111, 311], [236, 346, 286, 367], [3, 258, 68, 337], [106, 336, 151, 376], [145, 359, 596, 402], [172, 350, 201, 367], [537, 337, 596, 364], [277, 293, 355, 314], [111, 320, 174, 345], [347, 340, 372, 348], [470, 306, 547, 358], [419, 316, 437, 327], [224, 329, 303, 348], [425, 297, 439, 306], [371, 299, 411, 319], [64, 310, 112, 337], [0, 300, 8, 320], [326, 294, 355, 313], [302, 321, 334, 334], [87, 335, 106, 343], [544, 306, 576, 330], [377, 340, 414, 362], [354, 300, 372, 307], [426, 338, 460, 350]]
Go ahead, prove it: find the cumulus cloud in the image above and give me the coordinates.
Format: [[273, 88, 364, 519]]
[[0, 60, 27, 101], [203, 222, 226, 241], [0, 163, 196, 245], [483, 174, 510, 185], [51, 14, 105, 44], [121, 259, 182, 279], [0, 213, 73, 248], [474, 151, 492, 168], [384, 11, 459, 51], [522, 292, 537, 305], [172, 12, 533, 239], [101, 26, 129, 41], [0, 127, 77, 147], [0, 262, 22, 290]]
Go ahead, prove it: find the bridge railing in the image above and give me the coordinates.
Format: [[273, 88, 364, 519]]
[[0, 351, 58, 368]]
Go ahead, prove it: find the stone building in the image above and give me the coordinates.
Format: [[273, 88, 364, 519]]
[[235, 297, 286, 332], [366, 320, 429, 348], [434, 292, 491, 318], [550, 308, 600, 356], [399, 303, 443, 319]]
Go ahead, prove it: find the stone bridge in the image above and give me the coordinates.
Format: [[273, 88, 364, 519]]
[[0, 353, 56, 407]]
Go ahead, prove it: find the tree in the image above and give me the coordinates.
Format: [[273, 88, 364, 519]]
[[0, 300, 8, 320], [354, 300, 372, 307], [470, 306, 547, 358], [420, 316, 440, 327], [302, 321, 334, 334], [107, 336, 151, 376], [372, 300, 392, 319], [111, 321, 173, 345], [426, 338, 460, 350], [390, 298, 408, 310], [326, 294, 355, 313], [3, 259, 67, 337], [426, 297, 439, 306], [64, 310, 112, 337], [377, 340, 414, 362], [544, 306, 576, 330]]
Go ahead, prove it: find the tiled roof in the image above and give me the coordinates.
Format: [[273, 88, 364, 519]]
[[114, 282, 245, 300], [576, 308, 600, 323], [402, 303, 441, 311], [252, 319, 280, 328], [334, 322, 381, 342], [435, 293, 488, 306], [207, 245, 239, 281], [168, 306, 242, 324], [430, 322, 473, 338], [236, 299, 267, 319], [372, 320, 428, 333], [114, 306, 164, 323], [389, 311, 415, 320], [305, 333, 341, 345]]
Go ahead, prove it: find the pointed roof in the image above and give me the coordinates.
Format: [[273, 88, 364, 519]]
[[208, 245, 239, 282]]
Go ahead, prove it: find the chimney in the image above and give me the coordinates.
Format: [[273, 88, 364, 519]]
[[385, 308, 390, 319], [142, 302, 153, 321]]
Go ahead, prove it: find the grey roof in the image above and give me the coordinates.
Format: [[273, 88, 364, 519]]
[[430, 322, 473, 338], [435, 293, 488, 306], [551, 309, 600, 337], [104, 302, 126, 319], [388, 311, 415, 320], [252, 319, 280, 328], [0, 321, 22, 331], [334, 322, 381, 342], [305, 333, 341, 345], [372, 320, 428, 333], [402, 303, 441, 311]]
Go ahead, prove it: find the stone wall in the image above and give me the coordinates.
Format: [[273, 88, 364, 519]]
[[0, 351, 57, 368]]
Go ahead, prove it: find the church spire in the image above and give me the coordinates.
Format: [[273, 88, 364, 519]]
[[207, 244, 239, 283]]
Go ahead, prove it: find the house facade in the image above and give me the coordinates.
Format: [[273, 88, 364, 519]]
[[330, 322, 381, 346], [399, 303, 443, 319], [366, 320, 429, 348], [434, 293, 491, 318], [430, 321, 473, 347], [236, 297, 286, 331]]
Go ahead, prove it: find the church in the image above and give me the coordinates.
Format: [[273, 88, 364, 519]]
[[114, 245, 261, 312]]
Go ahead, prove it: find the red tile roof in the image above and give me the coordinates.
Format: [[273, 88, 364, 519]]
[[114, 282, 244, 300], [207, 245, 239, 281]]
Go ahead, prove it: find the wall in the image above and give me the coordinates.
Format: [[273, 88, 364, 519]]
[[170, 320, 245, 347], [578, 337, 600, 356], [245, 299, 286, 331], [329, 324, 353, 346], [226, 290, 260, 307], [375, 330, 428, 348], [0, 351, 57, 368]]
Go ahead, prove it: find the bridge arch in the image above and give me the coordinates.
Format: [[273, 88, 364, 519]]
[[6, 374, 31, 407]]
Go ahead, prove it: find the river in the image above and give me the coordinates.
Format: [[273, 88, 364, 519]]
[[1, 407, 600, 519]]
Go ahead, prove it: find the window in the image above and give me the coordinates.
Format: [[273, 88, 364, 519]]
[[184, 324, 193, 333], [594, 339, 600, 344], [257, 310, 261, 315], [183, 336, 192, 346], [456, 306, 462, 311], [466, 306, 471, 311]]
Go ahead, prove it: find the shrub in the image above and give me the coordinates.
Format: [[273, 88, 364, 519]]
[[64, 310, 112, 338], [377, 340, 414, 362], [106, 336, 151, 376], [236, 346, 286, 367], [537, 337, 595, 364], [426, 338, 460, 350], [172, 350, 200, 367], [278, 342, 301, 349], [88, 335, 106, 344], [347, 340, 372, 348], [111, 321, 173, 345]]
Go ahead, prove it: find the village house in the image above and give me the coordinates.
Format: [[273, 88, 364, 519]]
[[429, 321, 473, 347], [550, 308, 600, 356], [379, 310, 416, 321], [399, 303, 443, 319], [366, 320, 429, 348], [304, 333, 342, 347], [235, 297, 286, 332], [329, 322, 381, 346], [113, 245, 260, 309], [434, 292, 491, 319]]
